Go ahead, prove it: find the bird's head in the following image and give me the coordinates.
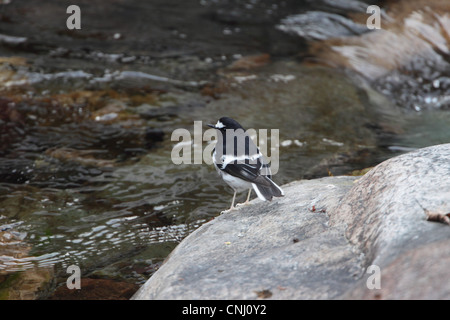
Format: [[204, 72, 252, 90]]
[[207, 117, 244, 131]]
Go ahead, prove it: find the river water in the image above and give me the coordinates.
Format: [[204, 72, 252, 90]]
[[0, 0, 449, 299]]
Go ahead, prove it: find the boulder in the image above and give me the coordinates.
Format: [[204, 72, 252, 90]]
[[132, 143, 450, 300], [336, 143, 450, 299]]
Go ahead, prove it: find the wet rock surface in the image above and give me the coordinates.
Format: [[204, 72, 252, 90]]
[[133, 144, 450, 300]]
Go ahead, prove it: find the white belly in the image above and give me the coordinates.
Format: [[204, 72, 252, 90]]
[[217, 168, 252, 192]]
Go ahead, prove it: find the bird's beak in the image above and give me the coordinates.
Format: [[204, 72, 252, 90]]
[[207, 124, 216, 129]]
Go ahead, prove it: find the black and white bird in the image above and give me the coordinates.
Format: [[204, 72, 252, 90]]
[[207, 117, 284, 213]]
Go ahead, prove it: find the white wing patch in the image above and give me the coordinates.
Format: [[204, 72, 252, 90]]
[[220, 152, 262, 169]]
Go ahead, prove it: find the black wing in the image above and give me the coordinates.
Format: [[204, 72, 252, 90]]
[[221, 157, 272, 187]]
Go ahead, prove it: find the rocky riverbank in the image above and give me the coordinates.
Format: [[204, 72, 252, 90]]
[[132, 143, 450, 300]]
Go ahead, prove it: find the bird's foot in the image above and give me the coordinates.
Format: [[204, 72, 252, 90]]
[[236, 201, 250, 208], [220, 206, 236, 214]]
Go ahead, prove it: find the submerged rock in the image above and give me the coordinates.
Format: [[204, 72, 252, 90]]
[[48, 278, 139, 300], [0, 225, 54, 300], [277, 11, 369, 41], [132, 143, 450, 299]]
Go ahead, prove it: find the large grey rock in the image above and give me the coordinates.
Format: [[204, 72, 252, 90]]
[[132, 176, 362, 299], [335, 143, 450, 299], [133, 143, 450, 300]]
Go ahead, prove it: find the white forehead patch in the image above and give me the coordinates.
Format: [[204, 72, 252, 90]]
[[215, 120, 225, 129]]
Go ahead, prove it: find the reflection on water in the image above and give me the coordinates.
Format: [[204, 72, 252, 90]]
[[0, 252, 60, 272]]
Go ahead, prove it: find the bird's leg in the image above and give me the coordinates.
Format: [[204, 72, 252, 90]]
[[236, 189, 252, 207], [245, 188, 252, 203], [221, 191, 237, 214], [230, 190, 237, 209]]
